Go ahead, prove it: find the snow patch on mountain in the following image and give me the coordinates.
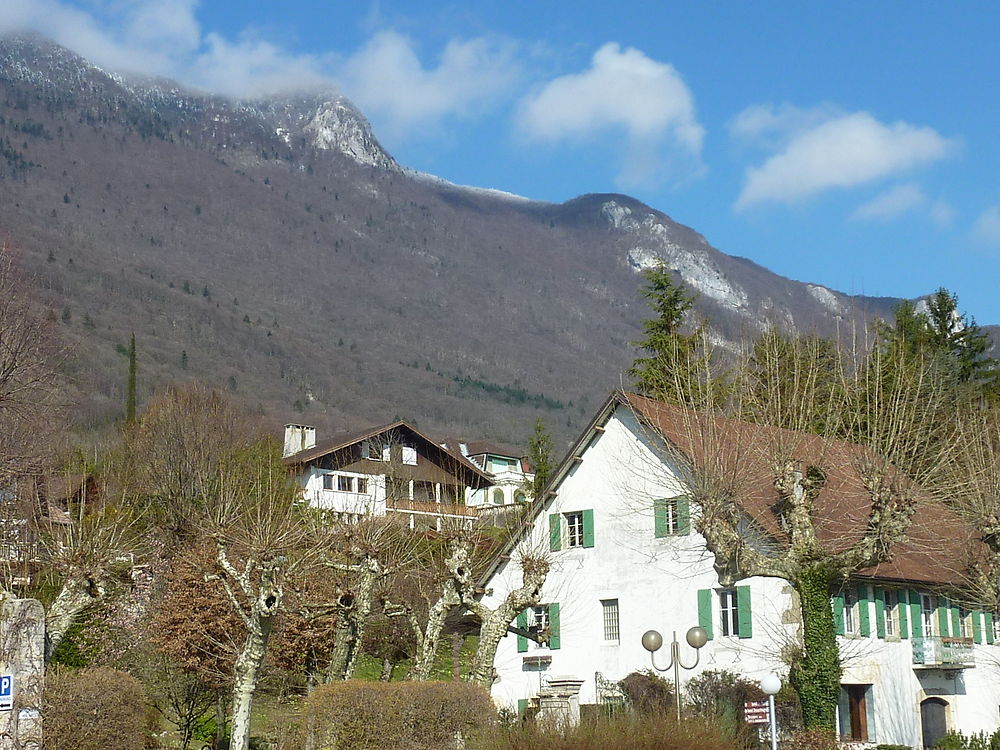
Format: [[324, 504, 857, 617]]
[[807, 284, 842, 314], [603, 200, 748, 312], [303, 98, 397, 171], [405, 169, 537, 203]]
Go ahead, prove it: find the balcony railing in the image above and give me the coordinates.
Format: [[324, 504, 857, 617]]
[[387, 499, 478, 518], [911, 636, 975, 668]]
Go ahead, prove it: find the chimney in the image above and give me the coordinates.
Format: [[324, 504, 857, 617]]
[[283, 424, 316, 457]]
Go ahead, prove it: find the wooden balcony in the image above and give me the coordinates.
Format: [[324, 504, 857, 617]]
[[387, 499, 478, 518]]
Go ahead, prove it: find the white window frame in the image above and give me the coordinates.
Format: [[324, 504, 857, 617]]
[[719, 589, 740, 637], [993, 615, 1000, 644], [337, 475, 353, 492], [401, 444, 418, 466], [356, 477, 368, 495], [921, 594, 936, 638], [844, 589, 858, 635], [565, 512, 584, 548], [958, 607, 971, 639], [529, 605, 549, 650], [601, 599, 620, 643], [884, 590, 897, 638], [322, 473, 335, 491], [662, 498, 680, 535]]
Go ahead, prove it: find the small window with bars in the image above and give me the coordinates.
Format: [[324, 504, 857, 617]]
[[601, 599, 620, 643], [719, 589, 740, 637]]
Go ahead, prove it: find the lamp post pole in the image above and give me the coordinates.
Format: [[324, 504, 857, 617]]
[[641, 626, 708, 721], [759, 673, 781, 750]]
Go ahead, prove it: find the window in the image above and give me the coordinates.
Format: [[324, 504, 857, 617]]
[[654, 496, 690, 537], [959, 607, 971, 639], [549, 510, 594, 551], [322, 474, 335, 490], [884, 590, 897, 638], [363, 441, 383, 461], [413, 481, 435, 502], [356, 478, 368, 494], [601, 599, 620, 643], [401, 444, 417, 465], [838, 684, 874, 742], [517, 603, 561, 652], [529, 605, 549, 632], [338, 475, 353, 492], [565, 512, 584, 547], [921, 594, 936, 637], [844, 589, 858, 635], [492, 488, 505, 505], [993, 615, 1000, 644], [719, 589, 739, 637]]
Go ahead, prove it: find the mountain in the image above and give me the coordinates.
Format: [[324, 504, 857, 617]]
[[0, 34, 907, 445]]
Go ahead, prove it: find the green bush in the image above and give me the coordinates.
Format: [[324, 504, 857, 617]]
[[933, 730, 1000, 750], [281, 680, 495, 750], [44, 667, 156, 750], [876, 744, 915, 750]]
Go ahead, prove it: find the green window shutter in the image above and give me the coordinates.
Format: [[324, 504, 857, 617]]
[[832, 593, 845, 636], [582, 509, 595, 548], [548, 603, 561, 650], [736, 585, 752, 639], [677, 496, 691, 535], [874, 588, 886, 639], [986, 613, 996, 644], [973, 611, 983, 645], [654, 499, 668, 538], [697, 589, 714, 640], [549, 514, 561, 552], [951, 606, 961, 639], [858, 585, 871, 637], [909, 591, 923, 638], [898, 591, 909, 639], [517, 698, 528, 717], [516, 609, 528, 653], [938, 600, 950, 637]]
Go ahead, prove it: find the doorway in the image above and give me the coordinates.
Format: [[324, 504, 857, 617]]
[[920, 697, 948, 749]]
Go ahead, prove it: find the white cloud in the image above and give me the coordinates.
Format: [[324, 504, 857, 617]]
[[337, 30, 521, 138], [729, 102, 838, 146], [972, 207, 1000, 246], [734, 110, 957, 209], [192, 33, 331, 97], [852, 183, 926, 221], [517, 43, 704, 187]]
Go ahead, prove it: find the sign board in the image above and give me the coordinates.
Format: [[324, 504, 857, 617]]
[[0, 675, 13, 711], [743, 700, 769, 724]]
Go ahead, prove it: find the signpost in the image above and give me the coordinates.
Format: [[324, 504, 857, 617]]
[[0, 674, 13, 712], [743, 700, 769, 724]]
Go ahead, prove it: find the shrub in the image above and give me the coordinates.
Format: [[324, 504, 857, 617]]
[[782, 728, 838, 750], [44, 666, 156, 750], [618, 670, 674, 714], [282, 680, 495, 750], [470, 710, 737, 750], [876, 745, 915, 750]]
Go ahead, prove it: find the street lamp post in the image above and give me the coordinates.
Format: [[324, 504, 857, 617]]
[[759, 673, 781, 750], [641, 626, 708, 721]]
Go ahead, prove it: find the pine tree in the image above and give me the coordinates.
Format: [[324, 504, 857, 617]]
[[126, 333, 137, 423], [527, 418, 554, 501]]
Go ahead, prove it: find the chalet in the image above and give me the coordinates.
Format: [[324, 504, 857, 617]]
[[438, 439, 534, 508], [480, 391, 1000, 748], [282, 422, 492, 529]]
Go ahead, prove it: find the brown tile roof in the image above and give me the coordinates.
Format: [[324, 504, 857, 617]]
[[437, 437, 526, 460], [623, 392, 980, 587]]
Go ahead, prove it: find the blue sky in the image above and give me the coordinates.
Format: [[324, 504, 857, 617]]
[[6, 1, 1000, 321]]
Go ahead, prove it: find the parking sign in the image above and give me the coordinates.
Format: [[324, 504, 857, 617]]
[[0, 675, 13, 711]]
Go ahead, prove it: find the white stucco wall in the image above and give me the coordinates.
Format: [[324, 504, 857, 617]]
[[298, 466, 386, 516], [481, 404, 1000, 745]]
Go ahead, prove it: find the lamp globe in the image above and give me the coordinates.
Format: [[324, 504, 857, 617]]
[[641, 629, 663, 653], [760, 673, 781, 696]]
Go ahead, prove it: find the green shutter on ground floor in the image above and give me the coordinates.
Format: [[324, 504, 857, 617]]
[[517, 609, 528, 653], [582, 509, 595, 548], [973, 611, 983, 644], [697, 589, 714, 640], [653, 499, 669, 538], [874, 588, 886, 639], [986, 613, 996, 644], [736, 585, 752, 639], [548, 603, 561, 650], [517, 699, 528, 716]]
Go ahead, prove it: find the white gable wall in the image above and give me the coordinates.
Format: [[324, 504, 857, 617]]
[[482, 403, 1000, 744]]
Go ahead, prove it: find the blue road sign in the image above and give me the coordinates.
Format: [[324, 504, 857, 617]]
[[0, 675, 13, 711]]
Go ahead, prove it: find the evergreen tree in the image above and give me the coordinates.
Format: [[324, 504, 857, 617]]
[[126, 333, 137, 423], [627, 265, 718, 406], [527, 418, 554, 501]]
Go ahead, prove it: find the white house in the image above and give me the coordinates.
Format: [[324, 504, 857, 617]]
[[438, 439, 534, 508], [282, 421, 492, 529], [480, 391, 1000, 749]]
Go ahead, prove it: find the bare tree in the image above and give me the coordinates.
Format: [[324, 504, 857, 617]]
[[626, 330, 962, 729]]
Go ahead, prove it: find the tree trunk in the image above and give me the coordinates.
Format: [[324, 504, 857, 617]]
[[325, 558, 380, 682], [467, 615, 511, 687], [229, 612, 273, 750], [380, 658, 394, 681], [44, 574, 101, 662], [410, 590, 454, 681], [788, 565, 841, 731]]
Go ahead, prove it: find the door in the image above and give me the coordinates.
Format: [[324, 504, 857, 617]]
[[921, 698, 948, 749]]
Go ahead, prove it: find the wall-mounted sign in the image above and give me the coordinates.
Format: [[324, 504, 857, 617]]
[[0, 675, 13, 711]]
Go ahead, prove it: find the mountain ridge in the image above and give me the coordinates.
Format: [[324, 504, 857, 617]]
[[0, 33, 960, 446]]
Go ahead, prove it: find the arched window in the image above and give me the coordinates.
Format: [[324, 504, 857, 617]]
[[514, 490, 527, 504], [492, 488, 505, 505]]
